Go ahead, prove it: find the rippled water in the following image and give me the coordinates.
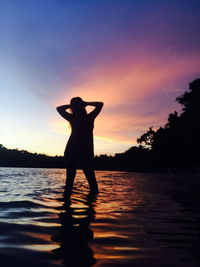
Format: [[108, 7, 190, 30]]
[[0, 168, 200, 267]]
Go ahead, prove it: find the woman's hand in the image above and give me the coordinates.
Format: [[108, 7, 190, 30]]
[[83, 101, 88, 107]]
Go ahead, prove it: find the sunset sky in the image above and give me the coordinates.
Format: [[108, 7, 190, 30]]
[[0, 0, 200, 156]]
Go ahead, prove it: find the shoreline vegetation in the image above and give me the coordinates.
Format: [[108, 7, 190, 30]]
[[0, 79, 199, 172]]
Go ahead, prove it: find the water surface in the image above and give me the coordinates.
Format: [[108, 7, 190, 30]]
[[0, 168, 200, 266]]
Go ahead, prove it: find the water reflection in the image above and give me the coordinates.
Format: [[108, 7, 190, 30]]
[[1, 168, 200, 266], [52, 190, 97, 266]]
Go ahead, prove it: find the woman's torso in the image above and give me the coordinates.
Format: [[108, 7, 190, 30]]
[[65, 115, 94, 156]]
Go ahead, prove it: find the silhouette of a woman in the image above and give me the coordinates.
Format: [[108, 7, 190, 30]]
[[57, 97, 103, 194]]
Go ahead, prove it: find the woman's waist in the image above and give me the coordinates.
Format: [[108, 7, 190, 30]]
[[69, 132, 93, 139]]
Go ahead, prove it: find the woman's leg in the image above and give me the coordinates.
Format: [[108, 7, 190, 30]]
[[83, 169, 99, 193], [65, 168, 76, 193]]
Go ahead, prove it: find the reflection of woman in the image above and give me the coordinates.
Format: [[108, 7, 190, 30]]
[[57, 97, 103, 193], [52, 191, 97, 266]]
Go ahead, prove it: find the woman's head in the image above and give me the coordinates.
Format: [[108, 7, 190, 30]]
[[70, 97, 86, 115]]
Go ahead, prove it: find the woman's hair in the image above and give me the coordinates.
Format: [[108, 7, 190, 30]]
[[70, 97, 83, 106], [70, 97, 86, 116]]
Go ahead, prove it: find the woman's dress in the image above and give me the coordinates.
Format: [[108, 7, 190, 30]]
[[64, 114, 94, 169]]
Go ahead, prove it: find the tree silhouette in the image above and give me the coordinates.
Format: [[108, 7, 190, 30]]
[[176, 79, 200, 114], [137, 126, 155, 149], [135, 78, 200, 168]]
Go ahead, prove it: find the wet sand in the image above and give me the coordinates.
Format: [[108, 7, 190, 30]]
[[0, 168, 200, 266]]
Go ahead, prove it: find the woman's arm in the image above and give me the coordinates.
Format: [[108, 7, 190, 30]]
[[86, 101, 104, 119], [56, 104, 73, 121]]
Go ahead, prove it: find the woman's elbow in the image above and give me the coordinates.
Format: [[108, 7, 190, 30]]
[[56, 106, 61, 113]]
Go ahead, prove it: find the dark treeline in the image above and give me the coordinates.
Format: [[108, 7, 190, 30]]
[[138, 78, 200, 169], [0, 79, 199, 171], [0, 145, 64, 168], [101, 78, 200, 171], [99, 78, 200, 171]]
